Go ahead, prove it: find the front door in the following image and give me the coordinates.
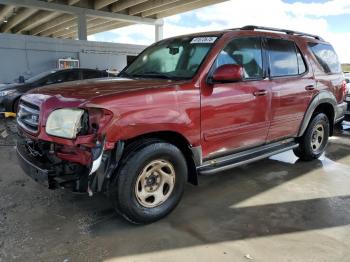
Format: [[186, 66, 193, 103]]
[[201, 37, 271, 159]]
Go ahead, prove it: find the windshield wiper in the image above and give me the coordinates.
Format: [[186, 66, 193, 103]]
[[132, 72, 189, 80], [118, 71, 133, 78], [132, 72, 173, 79]]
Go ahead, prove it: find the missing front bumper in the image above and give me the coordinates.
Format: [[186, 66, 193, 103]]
[[16, 144, 56, 188], [16, 141, 89, 191]]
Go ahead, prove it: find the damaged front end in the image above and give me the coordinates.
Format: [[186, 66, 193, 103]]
[[16, 96, 122, 195]]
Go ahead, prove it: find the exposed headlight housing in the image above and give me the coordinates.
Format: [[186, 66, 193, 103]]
[[46, 108, 85, 139], [0, 90, 16, 97]]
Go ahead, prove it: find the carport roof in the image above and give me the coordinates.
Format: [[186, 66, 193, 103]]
[[0, 0, 227, 40]]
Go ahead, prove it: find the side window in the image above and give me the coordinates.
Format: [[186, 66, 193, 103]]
[[44, 72, 66, 85], [296, 48, 307, 74], [214, 37, 263, 79], [308, 43, 341, 74], [83, 70, 102, 79], [64, 70, 80, 81], [42, 71, 80, 85], [267, 38, 298, 77]]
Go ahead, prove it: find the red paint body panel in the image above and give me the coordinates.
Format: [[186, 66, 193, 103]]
[[18, 29, 345, 165], [201, 79, 271, 159]]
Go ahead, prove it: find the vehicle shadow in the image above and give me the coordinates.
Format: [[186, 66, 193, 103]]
[[56, 139, 350, 258]]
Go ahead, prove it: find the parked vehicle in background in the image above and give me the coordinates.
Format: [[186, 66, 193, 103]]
[[0, 68, 111, 113], [344, 73, 350, 120], [16, 26, 347, 224]]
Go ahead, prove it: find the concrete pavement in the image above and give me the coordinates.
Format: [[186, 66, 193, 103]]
[[1, 121, 350, 262]]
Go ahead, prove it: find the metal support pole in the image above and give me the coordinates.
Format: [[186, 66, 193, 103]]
[[77, 12, 87, 40], [155, 19, 164, 42]]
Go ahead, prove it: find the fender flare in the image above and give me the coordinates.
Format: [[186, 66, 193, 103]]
[[297, 90, 337, 137]]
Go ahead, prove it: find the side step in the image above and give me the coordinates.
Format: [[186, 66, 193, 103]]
[[197, 140, 299, 175]]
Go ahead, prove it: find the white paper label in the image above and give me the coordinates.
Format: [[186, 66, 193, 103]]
[[190, 37, 217, 44]]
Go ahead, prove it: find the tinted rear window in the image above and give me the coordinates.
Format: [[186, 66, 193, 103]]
[[308, 43, 341, 74]]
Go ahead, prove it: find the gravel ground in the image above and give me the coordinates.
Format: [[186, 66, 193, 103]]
[[0, 116, 17, 146]]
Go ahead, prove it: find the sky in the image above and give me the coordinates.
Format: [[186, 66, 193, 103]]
[[88, 0, 350, 63]]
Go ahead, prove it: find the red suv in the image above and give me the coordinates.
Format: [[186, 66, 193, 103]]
[[16, 26, 347, 224]]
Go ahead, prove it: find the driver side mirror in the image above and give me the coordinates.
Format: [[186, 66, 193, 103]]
[[211, 64, 243, 83], [345, 78, 350, 84]]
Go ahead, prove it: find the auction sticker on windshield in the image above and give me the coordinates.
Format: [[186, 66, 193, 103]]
[[190, 37, 217, 44]]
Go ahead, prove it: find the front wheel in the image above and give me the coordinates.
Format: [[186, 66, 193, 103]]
[[294, 113, 329, 161], [110, 141, 187, 224]]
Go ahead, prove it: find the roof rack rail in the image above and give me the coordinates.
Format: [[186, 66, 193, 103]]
[[236, 25, 324, 41]]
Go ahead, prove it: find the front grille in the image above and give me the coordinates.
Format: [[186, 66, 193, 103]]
[[17, 100, 40, 133]]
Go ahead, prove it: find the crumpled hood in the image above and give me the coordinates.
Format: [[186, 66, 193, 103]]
[[29, 77, 184, 101]]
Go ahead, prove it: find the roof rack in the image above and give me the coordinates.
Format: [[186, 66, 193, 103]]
[[235, 25, 324, 41]]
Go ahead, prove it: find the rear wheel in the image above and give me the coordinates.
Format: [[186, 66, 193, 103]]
[[110, 141, 187, 224], [294, 113, 329, 161]]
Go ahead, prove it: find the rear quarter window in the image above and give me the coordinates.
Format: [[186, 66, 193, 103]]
[[308, 43, 341, 74]]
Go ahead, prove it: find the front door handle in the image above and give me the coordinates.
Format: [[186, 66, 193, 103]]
[[305, 85, 315, 91], [253, 90, 268, 96]]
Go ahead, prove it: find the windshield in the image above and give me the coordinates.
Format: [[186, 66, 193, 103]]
[[26, 70, 57, 83], [120, 36, 218, 80]]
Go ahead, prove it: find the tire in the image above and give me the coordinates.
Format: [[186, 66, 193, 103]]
[[110, 141, 187, 224], [13, 98, 20, 113], [293, 113, 330, 161]]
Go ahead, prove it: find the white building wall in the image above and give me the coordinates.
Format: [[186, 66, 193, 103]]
[[0, 33, 146, 84]]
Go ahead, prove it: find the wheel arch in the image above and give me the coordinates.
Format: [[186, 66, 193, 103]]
[[298, 91, 336, 137], [122, 131, 199, 185]]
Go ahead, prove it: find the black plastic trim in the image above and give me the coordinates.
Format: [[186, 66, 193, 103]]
[[16, 144, 51, 186], [190, 145, 202, 166], [197, 139, 298, 175], [238, 25, 324, 41], [297, 90, 337, 137]]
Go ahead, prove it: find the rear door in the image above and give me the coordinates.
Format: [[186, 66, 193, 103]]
[[265, 38, 316, 142], [201, 37, 271, 159]]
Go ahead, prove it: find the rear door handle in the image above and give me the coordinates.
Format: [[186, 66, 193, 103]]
[[253, 90, 268, 96], [305, 85, 315, 91]]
